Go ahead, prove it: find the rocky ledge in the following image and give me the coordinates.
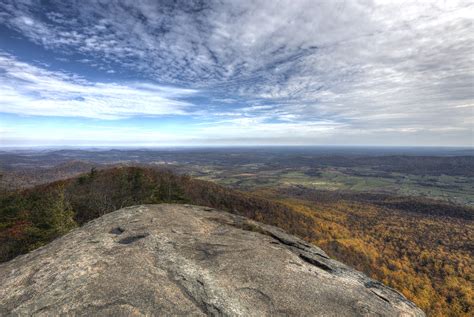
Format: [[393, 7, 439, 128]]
[[0, 204, 424, 316]]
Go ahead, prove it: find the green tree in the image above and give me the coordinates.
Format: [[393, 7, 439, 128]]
[[29, 185, 77, 245]]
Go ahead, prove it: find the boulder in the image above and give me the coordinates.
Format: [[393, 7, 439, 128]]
[[0, 204, 424, 316]]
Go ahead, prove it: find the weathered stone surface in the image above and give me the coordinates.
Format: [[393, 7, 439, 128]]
[[0, 204, 425, 316]]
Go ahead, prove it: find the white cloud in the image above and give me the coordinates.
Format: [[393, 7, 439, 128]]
[[0, 53, 197, 119], [0, 0, 473, 145]]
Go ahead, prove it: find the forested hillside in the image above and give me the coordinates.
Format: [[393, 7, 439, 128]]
[[258, 187, 473, 316], [0, 167, 315, 261], [0, 166, 472, 316]]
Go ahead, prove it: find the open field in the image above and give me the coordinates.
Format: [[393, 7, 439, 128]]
[[191, 166, 474, 206], [2, 148, 473, 206]]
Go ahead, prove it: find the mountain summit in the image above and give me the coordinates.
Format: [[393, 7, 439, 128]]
[[0, 204, 424, 316]]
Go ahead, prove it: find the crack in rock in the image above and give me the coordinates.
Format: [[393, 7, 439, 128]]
[[118, 234, 149, 244], [299, 254, 334, 272]]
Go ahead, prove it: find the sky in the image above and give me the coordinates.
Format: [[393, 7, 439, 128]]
[[0, 0, 473, 147]]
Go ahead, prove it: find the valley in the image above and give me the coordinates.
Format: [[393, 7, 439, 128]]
[[2, 147, 473, 205], [0, 147, 473, 316]]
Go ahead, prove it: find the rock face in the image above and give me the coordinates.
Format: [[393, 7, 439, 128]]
[[0, 204, 424, 316]]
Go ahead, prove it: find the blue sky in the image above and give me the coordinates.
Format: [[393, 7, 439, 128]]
[[0, 0, 473, 147]]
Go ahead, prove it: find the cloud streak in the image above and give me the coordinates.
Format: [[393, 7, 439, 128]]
[[0, 52, 197, 119]]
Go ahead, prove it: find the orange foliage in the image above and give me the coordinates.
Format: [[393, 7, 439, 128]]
[[256, 190, 473, 317]]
